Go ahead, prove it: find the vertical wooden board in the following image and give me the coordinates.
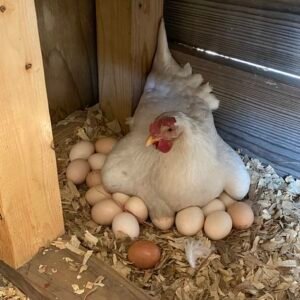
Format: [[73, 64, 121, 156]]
[[35, 0, 98, 123], [0, 0, 64, 268], [97, 0, 163, 131]]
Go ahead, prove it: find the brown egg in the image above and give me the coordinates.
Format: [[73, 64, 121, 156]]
[[227, 202, 254, 230], [91, 199, 122, 225], [112, 193, 130, 207], [204, 211, 232, 240], [88, 153, 106, 170], [128, 240, 161, 269], [86, 170, 102, 187], [219, 192, 236, 208], [202, 199, 225, 216], [124, 196, 148, 222], [85, 185, 111, 206], [95, 137, 117, 154], [69, 141, 95, 161], [66, 159, 90, 184], [152, 216, 174, 231], [175, 206, 204, 236]]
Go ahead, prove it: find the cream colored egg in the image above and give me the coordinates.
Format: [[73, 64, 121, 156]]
[[69, 141, 94, 161], [85, 185, 111, 206], [88, 153, 106, 170], [152, 216, 174, 231], [124, 196, 148, 222], [175, 206, 204, 236], [95, 137, 117, 154], [91, 199, 122, 225], [112, 212, 140, 239], [219, 192, 236, 208], [202, 199, 225, 216], [66, 159, 90, 184], [227, 202, 254, 230], [204, 211, 232, 240], [86, 170, 102, 187], [112, 193, 130, 207]]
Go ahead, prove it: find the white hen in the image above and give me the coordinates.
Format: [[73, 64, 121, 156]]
[[101, 20, 250, 228]]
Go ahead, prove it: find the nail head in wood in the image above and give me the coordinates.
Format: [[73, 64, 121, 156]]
[[25, 63, 32, 70]]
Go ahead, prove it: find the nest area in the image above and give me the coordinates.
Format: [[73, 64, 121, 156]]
[[51, 105, 300, 300]]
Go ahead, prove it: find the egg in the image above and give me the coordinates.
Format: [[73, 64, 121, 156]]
[[95, 137, 117, 154], [204, 211, 232, 240], [202, 199, 225, 216], [152, 216, 174, 231], [69, 141, 94, 161], [219, 192, 236, 208], [124, 196, 148, 222], [88, 153, 106, 170], [112, 212, 140, 239], [85, 185, 111, 206], [86, 170, 102, 187], [127, 240, 161, 269], [112, 193, 130, 207], [66, 159, 90, 184], [227, 202, 254, 230], [91, 199, 122, 225], [175, 206, 204, 236]]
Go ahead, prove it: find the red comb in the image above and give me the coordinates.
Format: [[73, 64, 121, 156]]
[[149, 117, 176, 135]]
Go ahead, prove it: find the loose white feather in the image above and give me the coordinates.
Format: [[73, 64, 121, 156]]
[[185, 239, 212, 268]]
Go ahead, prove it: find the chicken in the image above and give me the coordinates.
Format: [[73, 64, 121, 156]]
[[101, 20, 250, 229]]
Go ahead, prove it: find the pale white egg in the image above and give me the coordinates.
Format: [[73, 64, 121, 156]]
[[91, 199, 122, 225], [202, 199, 225, 216], [112, 212, 140, 239], [88, 153, 106, 170], [124, 196, 148, 222], [69, 141, 94, 161], [175, 206, 204, 236]]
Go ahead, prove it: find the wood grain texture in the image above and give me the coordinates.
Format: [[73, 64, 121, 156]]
[[0, 0, 64, 268], [164, 0, 300, 85], [19, 244, 153, 300], [35, 0, 98, 123], [0, 261, 48, 300], [171, 47, 300, 177], [97, 0, 163, 132]]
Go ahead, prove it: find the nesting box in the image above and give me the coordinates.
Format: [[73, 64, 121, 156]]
[[0, 0, 300, 299]]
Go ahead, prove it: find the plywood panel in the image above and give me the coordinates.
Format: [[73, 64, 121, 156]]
[[171, 47, 300, 177], [97, 0, 163, 131], [0, 0, 64, 268], [35, 0, 98, 123]]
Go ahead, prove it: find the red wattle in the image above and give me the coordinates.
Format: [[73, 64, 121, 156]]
[[157, 139, 173, 153]]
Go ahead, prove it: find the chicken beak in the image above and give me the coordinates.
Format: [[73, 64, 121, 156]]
[[145, 136, 161, 147]]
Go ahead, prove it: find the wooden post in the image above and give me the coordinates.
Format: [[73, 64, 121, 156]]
[[96, 0, 164, 131], [0, 0, 64, 268]]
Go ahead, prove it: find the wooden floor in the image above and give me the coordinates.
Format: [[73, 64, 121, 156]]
[[16, 243, 152, 300], [0, 238, 152, 300]]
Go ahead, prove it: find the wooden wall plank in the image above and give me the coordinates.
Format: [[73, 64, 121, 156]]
[[165, 0, 300, 86], [97, 0, 163, 131], [171, 47, 300, 177], [35, 0, 98, 124], [0, 0, 64, 268]]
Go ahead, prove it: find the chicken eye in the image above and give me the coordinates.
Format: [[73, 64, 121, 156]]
[[168, 128, 173, 132]]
